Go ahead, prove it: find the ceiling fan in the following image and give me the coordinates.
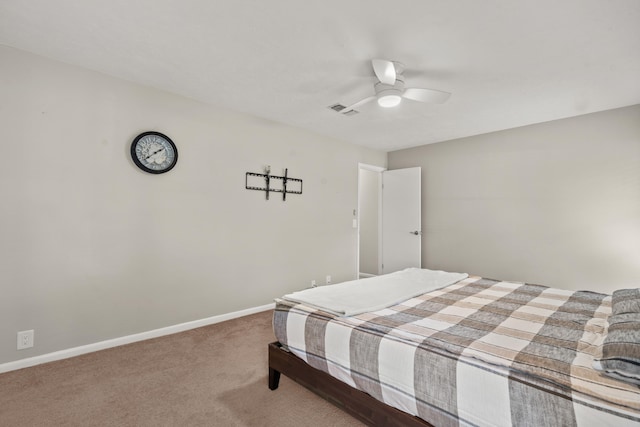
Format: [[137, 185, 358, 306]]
[[339, 59, 451, 115]]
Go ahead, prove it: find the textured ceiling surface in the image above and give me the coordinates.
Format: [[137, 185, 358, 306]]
[[1, 0, 639, 151]]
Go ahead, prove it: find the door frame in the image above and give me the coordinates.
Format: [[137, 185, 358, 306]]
[[356, 163, 386, 279]]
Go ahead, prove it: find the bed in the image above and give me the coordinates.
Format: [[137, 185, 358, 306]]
[[268, 269, 640, 426]]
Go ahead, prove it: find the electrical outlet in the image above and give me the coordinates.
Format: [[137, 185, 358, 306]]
[[311, 280, 317, 287], [17, 330, 34, 350], [326, 275, 332, 285]]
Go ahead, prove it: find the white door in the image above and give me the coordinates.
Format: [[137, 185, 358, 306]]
[[381, 167, 421, 274]]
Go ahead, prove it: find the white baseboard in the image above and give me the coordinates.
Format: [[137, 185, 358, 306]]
[[0, 302, 275, 374], [358, 272, 377, 279]]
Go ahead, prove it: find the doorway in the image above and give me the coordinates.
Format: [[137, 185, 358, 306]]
[[357, 163, 422, 279], [357, 163, 385, 279]]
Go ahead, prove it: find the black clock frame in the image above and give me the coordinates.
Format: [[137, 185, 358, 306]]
[[130, 131, 178, 174]]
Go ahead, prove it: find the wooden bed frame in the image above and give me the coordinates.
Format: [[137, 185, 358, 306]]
[[268, 341, 433, 427]]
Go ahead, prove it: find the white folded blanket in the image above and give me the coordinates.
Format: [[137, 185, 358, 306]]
[[281, 268, 468, 316]]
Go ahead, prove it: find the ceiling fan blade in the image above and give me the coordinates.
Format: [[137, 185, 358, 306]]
[[372, 59, 396, 85], [341, 96, 376, 114], [403, 87, 451, 104]]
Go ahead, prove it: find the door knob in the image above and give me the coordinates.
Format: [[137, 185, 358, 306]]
[[411, 231, 422, 235]]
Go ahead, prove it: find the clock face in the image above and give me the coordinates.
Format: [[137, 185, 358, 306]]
[[131, 132, 178, 174]]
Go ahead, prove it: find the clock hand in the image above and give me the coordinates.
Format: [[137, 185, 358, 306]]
[[145, 148, 165, 160]]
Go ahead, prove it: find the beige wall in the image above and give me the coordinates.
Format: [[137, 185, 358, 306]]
[[389, 105, 640, 293], [0, 46, 386, 364]]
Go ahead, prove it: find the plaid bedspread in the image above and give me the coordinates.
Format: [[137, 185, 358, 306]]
[[274, 276, 640, 426]]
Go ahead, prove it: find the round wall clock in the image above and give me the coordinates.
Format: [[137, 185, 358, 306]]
[[130, 131, 178, 174]]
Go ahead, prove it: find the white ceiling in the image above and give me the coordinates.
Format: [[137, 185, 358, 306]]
[[1, 0, 639, 152]]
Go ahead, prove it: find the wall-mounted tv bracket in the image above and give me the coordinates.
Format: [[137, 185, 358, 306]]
[[245, 166, 302, 201]]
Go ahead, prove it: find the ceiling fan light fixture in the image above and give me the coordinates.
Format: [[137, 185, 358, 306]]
[[339, 59, 450, 115], [377, 93, 402, 108]]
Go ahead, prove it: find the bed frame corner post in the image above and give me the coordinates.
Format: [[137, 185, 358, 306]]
[[268, 342, 282, 390], [269, 367, 281, 390]]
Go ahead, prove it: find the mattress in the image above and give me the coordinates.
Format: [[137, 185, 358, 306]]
[[273, 275, 640, 426]]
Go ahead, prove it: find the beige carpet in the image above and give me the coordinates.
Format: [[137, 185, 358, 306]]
[[0, 310, 364, 426]]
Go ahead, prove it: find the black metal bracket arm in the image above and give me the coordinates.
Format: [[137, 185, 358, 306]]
[[245, 167, 302, 201]]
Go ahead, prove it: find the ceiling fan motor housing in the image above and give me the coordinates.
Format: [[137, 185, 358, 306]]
[[375, 78, 405, 107]]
